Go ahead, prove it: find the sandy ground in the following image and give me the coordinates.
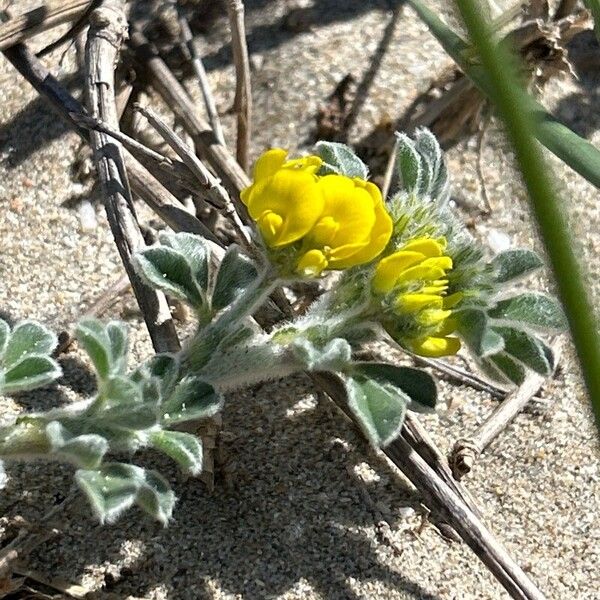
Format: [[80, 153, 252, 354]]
[[1, 1, 599, 598]]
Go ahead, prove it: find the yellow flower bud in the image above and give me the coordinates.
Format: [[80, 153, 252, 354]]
[[372, 236, 461, 357]]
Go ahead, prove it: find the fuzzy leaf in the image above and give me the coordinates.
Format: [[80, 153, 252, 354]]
[[76, 319, 112, 380], [492, 326, 552, 375], [212, 246, 258, 311], [135, 246, 202, 307], [315, 141, 369, 179], [456, 309, 504, 357], [489, 293, 567, 332], [106, 322, 128, 374], [292, 338, 352, 371], [162, 377, 223, 425], [489, 353, 526, 386], [3, 321, 57, 368], [3, 355, 62, 393], [159, 232, 210, 292], [102, 376, 141, 406], [345, 374, 409, 447], [353, 362, 437, 413], [0, 319, 9, 359], [395, 133, 422, 193], [491, 249, 544, 283], [415, 128, 448, 201], [46, 421, 108, 469], [150, 430, 203, 475], [76, 463, 176, 524]]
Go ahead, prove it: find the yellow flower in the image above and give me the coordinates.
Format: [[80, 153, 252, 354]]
[[241, 148, 324, 248], [242, 149, 393, 277], [372, 237, 461, 357], [297, 175, 393, 276]]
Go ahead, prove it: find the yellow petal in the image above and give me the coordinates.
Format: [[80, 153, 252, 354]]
[[372, 251, 426, 293], [297, 249, 328, 277], [253, 148, 288, 180], [418, 308, 452, 327], [246, 169, 324, 247], [394, 293, 443, 313], [257, 211, 283, 244], [333, 190, 393, 268], [443, 292, 464, 309], [284, 155, 323, 174], [410, 336, 461, 358], [395, 263, 447, 285], [401, 238, 444, 257]]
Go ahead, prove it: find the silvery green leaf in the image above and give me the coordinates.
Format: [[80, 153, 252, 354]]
[[2, 355, 62, 394], [488, 293, 566, 332], [46, 421, 108, 469], [395, 133, 422, 194], [106, 321, 128, 374], [488, 352, 526, 386], [3, 321, 57, 368], [492, 326, 552, 375], [212, 245, 258, 312], [0, 319, 10, 360], [135, 469, 176, 525], [76, 318, 112, 379], [159, 232, 210, 292], [477, 358, 513, 386], [292, 337, 351, 371], [162, 377, 223, 425], [490, 249, 544, 283], [96, 401, 158, 431], [102, 376, 141, 406], [135, 246, 203, 306], [345, 374, 408, 447], [150, 430, 203, 475], [315, 141, 369, 179], [76, 463, 176, 524], [456, 309, 504, 357], [353, 362, 437, 413], [415, 128, 449, 201]]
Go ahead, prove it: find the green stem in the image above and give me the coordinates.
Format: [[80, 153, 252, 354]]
[[455, 0, 600, 432]]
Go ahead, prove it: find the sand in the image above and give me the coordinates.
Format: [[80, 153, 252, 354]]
[[0, 1, 599, 598]]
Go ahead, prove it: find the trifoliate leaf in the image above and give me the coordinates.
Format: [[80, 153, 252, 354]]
[[76, 463, 176, 524], [353, 362, 437, 413], [46, 421, 108, 469], [490, 249, 544, 283], [455, 309, 504, 357], [492, 326, 552, 375], [488, 352, 526, 385], [162, 377, 223, 425], [2, 355, 62, 394], [345, 374, 409, 447], [488, 293, 567, 332], [76, 318, 112, 380], [3, 321, 57, 368], [211, 245, 258, 312], [150, 430, 203, 475], [292, 337, 352, 371], [315, 141, 369, 179], [159, 232, 210, 292], [134, 246, 203, 307], [395, 133, 423, 194]]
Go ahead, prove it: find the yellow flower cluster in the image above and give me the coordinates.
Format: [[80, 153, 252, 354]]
[[372, 237, 462, 357], [241, 149, 393, 276]]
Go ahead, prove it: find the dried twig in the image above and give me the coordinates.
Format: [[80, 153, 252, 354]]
[[128, 29, 250, 207], [0, 0, 92, 51], [176, 4, 226, 146], [451, 338, 564, 479], [226, 0, 252, 171], [84, 0, 180, 354], [134, 104, 254, 252]]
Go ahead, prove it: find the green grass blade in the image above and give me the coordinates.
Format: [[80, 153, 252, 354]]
[[452, 0, 600, 431], [407, 0, 600, 188]]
